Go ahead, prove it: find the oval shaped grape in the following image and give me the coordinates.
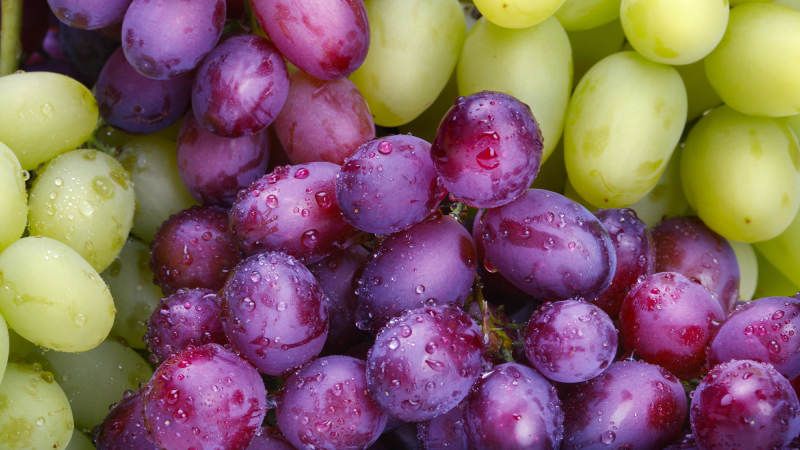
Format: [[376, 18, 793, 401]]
[[48, 0, 132, 30], [94, 389, 157, 450], [555, 0, 621, 31], [755, 205, 800, 287], [0, 142, 27, 252], [474, 0, 566, 29]]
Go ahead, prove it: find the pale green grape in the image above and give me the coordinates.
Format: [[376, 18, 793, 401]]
[[774, 0, 800, 10], [0, 314, 7, 385], [563, 178, 596, 211], [705, 4, 800, 117], [555, 0, 621, 31], [458, 16, 573, 162], [627, 146, 689, 227], [530, 139, 568, 194], [567, 19, 626, 89], [754, 208, 800, 286], [0, 72, 98, 170], [94, 118, 184, 151], [28, 150, 135, 273], [474, 0, 566, 28], [728, 240, 758, 301], [397, 73, 459, 144], [0, 142, 27, 252], [65, 431, 94, 450], [0, 362, 74, 450], [7, 328, 34, 361], [754, 250, 800, 299], [0, 237, 115, 352], [117, 137, 198, 243], [101, 238, 163, 349], [731, 0, 774, 4], [564, 51, 687, 208], [349, 0, 466, 127], [681, 106, 800, 243], [675, 59, 723, 121]]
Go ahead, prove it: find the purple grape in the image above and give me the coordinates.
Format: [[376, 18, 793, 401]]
[[251, 0, 369, 80], [95, 47, 193, 135], [591, 208, 656, 318], [229, 162, 357, 264], [356, 214, 477, 332], [560, 361, 686, 450], [708, 296, 800, 379], [464, 362, 562, 450], [218, 252, 328, 375], [479, 189, 617, 302], [431, 91, 543, 209], [122, 0, 225, 79], [48, 0, 131, 30], [653, 216, 741, 314], [93, 389, 158, 450], [192, 34, 289, 138], [690, 359, 800, 450], [177, 112, 271, 207], [524, 300, 618, 383], [366, 306, 483, 422], [246, 427, 298, 450], [416, 403, 469, 450], [57, 23, 121, 85], [337, 135, 447, 235], [144, 288, 228, 364], [277, 356, 388, 450], [142, 344, 266, 450], [274, 71, 375, 165]]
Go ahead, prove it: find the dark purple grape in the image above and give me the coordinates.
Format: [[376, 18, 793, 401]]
[[417, 403, 469, 450], [274, 71, 375, 165], [690, 359, 800, 450], [144, 288, 228, 363], [142, 344, 266, 450], [591, 208, 656, 318], [277, 356, 388, 450], [366, 305, 483, 423], [177, 112, 271, 207], [246, 427, 298, 450], [708, 296, 800, 379], [93, 389, 158, 450], [337, 135, 447, 235], [218, 252, 328, 375], [251, 0, 369, 80], [57, 22, 120, 85], [653, 216, 741, 314], [48, 0, 131, 30], [150, 206, 241, 295], [431, 91, 543, 209], [479, 189, 616, 302], [560, 361, 686, 450], [95, 47, 193, 135], [356, 214, 477, 332], [229, 162, 358, 264], [122, 0, 225, 79]]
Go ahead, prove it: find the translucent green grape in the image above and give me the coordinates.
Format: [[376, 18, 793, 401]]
[[7, 328, 34, 361], [731, 0, 774, 4], [0, 313, 7, 385], [675, 59, 723, 121], [65, 431, 94, 450], [0, 142, 27, 252], [754, 250, 800, 299], [728, 240, 758, 301], [627, 146, 689, 227], [754, 209, 800, 286], [563, 177, 596, 211], [474, 0, 566, 28], [530, 139, 568, 194], [555, 0, 621, 31], [397, 73, 459, 145], [568, 19, 626, 89]]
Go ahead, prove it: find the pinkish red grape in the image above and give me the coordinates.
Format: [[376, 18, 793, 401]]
[[94, 389, 157, 450]]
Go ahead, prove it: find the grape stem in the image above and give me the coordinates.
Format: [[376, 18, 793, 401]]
[[0, 0, 23, 76], [470, 281, 517, 362]]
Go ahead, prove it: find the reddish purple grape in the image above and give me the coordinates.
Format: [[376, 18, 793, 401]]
[[337, 135, 447, 235], [417, 403, 469, 450], [246, 427, 298, 450], [142, 343, 267, 450], [229, 162, 357, 264], [48, 0, 131, 30], [431, 91, 543, 209], [356, 214, 477, 332], [94, 389, 157, 450], [653, 216, 741, 314], [690, 359, 800, 450], [366, 306, 483, 423], [150, 206, 241, 295], [274, 71, 375, 165], [479, 189, 616, 302], [218, 252, 328, 375]]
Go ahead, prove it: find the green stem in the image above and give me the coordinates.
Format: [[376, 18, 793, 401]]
[[0, 0, 23, 76]]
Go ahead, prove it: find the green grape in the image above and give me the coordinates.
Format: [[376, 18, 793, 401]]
[[94, 118, 185, 152], [0, 237, 115, 353], [754, 250, 800, 299], [705, 3, 800, 117], [27, 150, 135, 273], [731, 0, 774, 4], [754, 208, 800, 286], [567, 19, 626, 89], [728, 240, 758, 301], [101, 238, 163, 349], [0, 72, 98, 170], [681, 106, 800, 243], [349, 0, 466, 127], [530, 138, 568, 194], [627, 146, 688, 227], [555, 0, 621, 31], [397, 73, 459, 143], [0, 314, 7, 384], [29, 339, 153, 432], [474, 0, 566, 28], [0, 362, 74, 450], [117, 137, 198, 243], [0, 142, 27, 252], [774, 0, 800, 10], [458, 16, 573, 162], [7, 328, 34, 361], [65, 431, 94, 450], [563, 178, 596, 211], [564, 51, 687, 208], [675, 59, 723, 121]]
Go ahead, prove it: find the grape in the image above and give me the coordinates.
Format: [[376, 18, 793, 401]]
[[218, 252, 328, 375], [0, 313, 7, 384], [349, 0, 466, 127], [251, 0, 369, 80], [474, 0, 565, 29], [431, 91, 543, 209], [680, 106, 800, 243], [93, 389, 157, 450], [355, 214, 477, 331], [273, 71, 375, 165], [458, 16, 571, 162], [729, 240, 758, 302], [776, 0, 800, 10], [245, 427, 297, 450], [754, 251, 800, 299], [755, 208, 800, 287], [95, 47, 192, 135], [555, 0, 621, 31], [57, 23, 121, 86], [0, 71, 98, 170], [705, 3, 800, 117], [690, 359, 800, 450], [731, 0, 776, 4], [0, 142, 27, 252], [229, 163, 357, 264], [560, 361, 686, 450], [621, 146, 689, 228], [122, 0, 225, 79], [398, 73, 460, 145], [0, 237, 115, 353], [675, 59, 722, 121], [143, 344, 266, 450], [464, 362, 562, 450], [8, 328, 35, 361], [416, 402, 468, 450], [192, 35, 289, 139], [65, 431, 95, 450], [567, 19, 626, 89], [337, 135, 446, 234], [366, 305, 483, 422], [48, 0, 131, 30]]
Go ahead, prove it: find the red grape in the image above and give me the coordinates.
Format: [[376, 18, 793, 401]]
[[417, 402, 469, 450], [48, 0, 132, 30], [93, 389, 158, 450]]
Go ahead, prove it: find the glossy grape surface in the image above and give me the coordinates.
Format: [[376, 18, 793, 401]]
[[94, 389, 158, 450], [417, 402, 469, 450], [0, 142, 28, 252], [48, 0, 132, 30], [244, 427, 297, 450]]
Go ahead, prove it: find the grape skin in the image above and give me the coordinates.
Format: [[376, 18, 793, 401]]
[[416, 402, 469, 450], [0, 142, 28, 252], [94, 389, 158, 450], [48, 0, 132, 30]]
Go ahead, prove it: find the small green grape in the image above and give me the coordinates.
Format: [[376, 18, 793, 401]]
[[65, 431, 94, 450], [627, 146, 689, 227], [675, 58, 723, 121], [0, 142, 27, 252], [474, 0, 566, 29], [754, 250, 800, 299], [555, 0, 621, 31], [567, 19, 626, 89], [754, 208, 800, 286], [728, 240, 759, 301]]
